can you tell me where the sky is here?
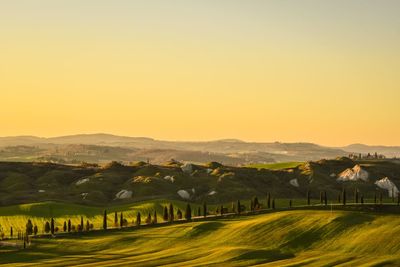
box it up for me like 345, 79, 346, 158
1, 0, 399, 146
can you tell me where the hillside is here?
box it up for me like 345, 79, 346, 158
1, 158, 400, 207
0, 134, 349, 164
2, 210, 400, 266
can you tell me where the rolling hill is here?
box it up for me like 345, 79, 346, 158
2, 210, 400, 266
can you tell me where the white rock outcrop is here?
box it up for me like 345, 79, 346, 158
208, 190, 217, 196
38, 189, 46, 193
76, 178, 90, 185
290, 178, 299, 187
115, 190, 133, 199
177, 190, 190, 200
337, 165, 369, 182
164, 176, 175, 183
181, 163, 193, 174
375, 177, 399, 197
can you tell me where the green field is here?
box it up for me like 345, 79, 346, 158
2, 210, 400, 266
246, 162, 303, 170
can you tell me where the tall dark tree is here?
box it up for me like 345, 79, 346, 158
198, 207, 201, 217
324, 191, 328, 206
307, 190, 311, 206
68, 219, 71, 232
354, 188, 359, 204
168, 203, 174, 222
250, 199, 254, 212
163, 206, 169, 221
289, 199, 292, 208
398, 192, 400, 206
267, 193, 271, 209
185, 203, 192, 221
50, 218, 55, 235
272, 199, 275, 209
237, 200, 241, 214
374, 192, 377, 204
379, 192, 383, 204
103, 210, 108, 230
114, 212, 118, 226
33, 225, 38, 236
360, 195, 364, 204
120, 212, 124, 228
203, 202, 207, 218
26, 219, 33, 235
44, 221, 51, 233
153, 210, 158, 224
392, 188, 395, 203
63, 221, 67, 232
253, 196, 260, 210
337, 193, 341, 204
86, 220, 90, 232
177, 209, 182, 219
10, 227, 13, 238
342, 189, 346, 206
80, 216, 84, 232
136, 212, 141, 226
146, 213, 152, 224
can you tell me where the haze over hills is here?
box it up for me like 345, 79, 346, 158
0, 134, 399, 165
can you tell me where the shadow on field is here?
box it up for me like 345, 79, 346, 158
230, 248, 294, 264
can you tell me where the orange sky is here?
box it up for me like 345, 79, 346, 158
1, 1, 400, 146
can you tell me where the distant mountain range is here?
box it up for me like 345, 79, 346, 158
0, 134, 398, 165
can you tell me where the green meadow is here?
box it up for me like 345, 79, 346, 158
246, 162, 303, 170
2, 209, 400, 266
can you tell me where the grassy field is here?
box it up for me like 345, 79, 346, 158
2, 210, 400, 266
246, 162, 303, 170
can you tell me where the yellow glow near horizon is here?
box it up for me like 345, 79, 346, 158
1, 1, 400, 146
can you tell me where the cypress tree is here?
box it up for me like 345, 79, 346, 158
10, 227, 13, 238
185, 203, 192, 221
354, 188, 359, 204
50, 218, 55, 235
398, 192, 400, 206
153, 210, 157, 224
33, 225, 38, 236
120, 212, 124, 228
115, 212, 118, 226
253, 196, 259, 210
86, 220, 90, 232
198, 207, 201, 217
361, 195, 364, 204
220, 205, 224, 215
342, 189, 346, 206
44, 221, 50, 233
374, 192, 377, 204
267, 193, 271, 209
379, 192, 383, 204
203, 202, 207, 218
136, 212, 141, 226
168, 203, 174, 222
337, 193, 341, 204
103, 210, 108, 230
163, 206, 169, 221
307, 190, 310, 206
68, 219, 71, 232
324, 191, 328, 206
289, 199, 292, 208
272, 199, 275, 209
146, 213, 152, 224
63, 221, 67, 232
80, 216, 84, 232
177, 209, 182, 220
26, 219, 33, 235
237, 200, 241, 214
231, 202, 235, 213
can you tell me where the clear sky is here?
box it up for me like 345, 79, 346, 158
1, 0, 399, 146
